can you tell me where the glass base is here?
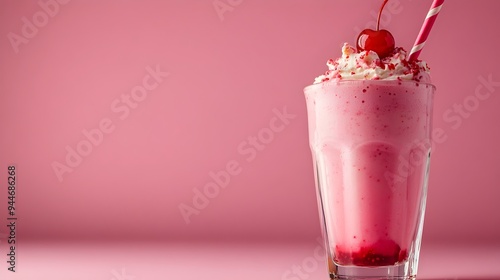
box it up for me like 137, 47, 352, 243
330, 261, 415, 280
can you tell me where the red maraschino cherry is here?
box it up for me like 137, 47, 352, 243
357, 0, 395, 58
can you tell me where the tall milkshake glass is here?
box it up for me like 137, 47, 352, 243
304, 80, 435, 279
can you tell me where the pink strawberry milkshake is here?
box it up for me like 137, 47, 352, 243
304, 44, 434, 268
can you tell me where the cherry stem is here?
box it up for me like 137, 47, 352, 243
377, 0, 389, 31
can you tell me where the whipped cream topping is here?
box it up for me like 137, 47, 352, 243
314, 43, 431, 84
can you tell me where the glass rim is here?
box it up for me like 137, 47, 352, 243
304, 79, 436, 92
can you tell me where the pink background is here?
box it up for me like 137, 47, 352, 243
1, 0, 499, 251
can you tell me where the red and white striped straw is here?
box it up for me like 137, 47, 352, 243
408, 0, 445, 61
